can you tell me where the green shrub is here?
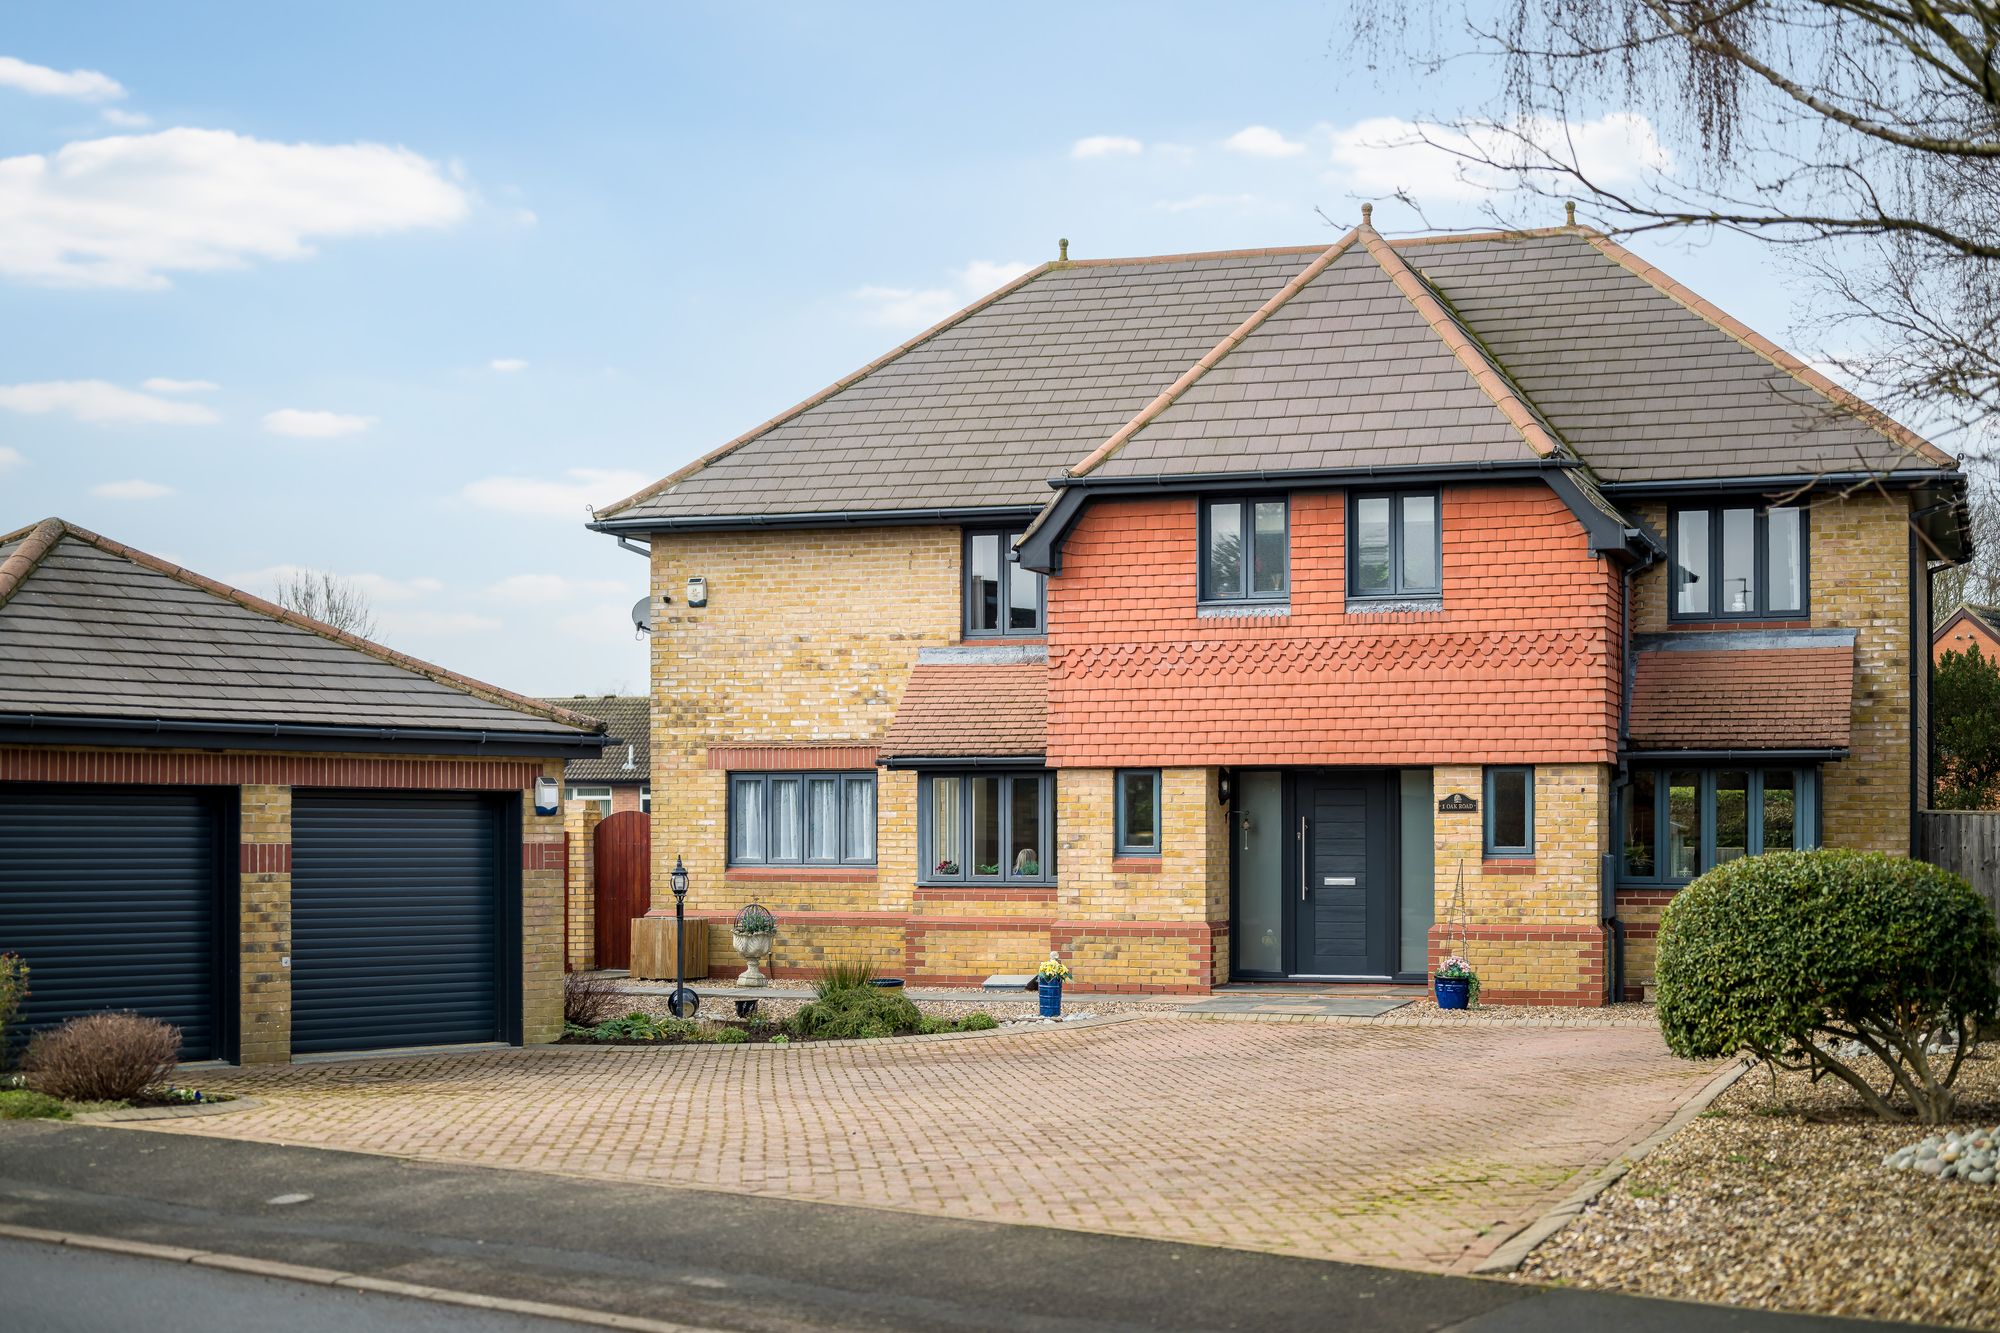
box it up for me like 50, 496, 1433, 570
0, 954, 26, 1068
812, 960, 878, 999
591, 1012, 696, 1042
707, 1026, 749, 1044
1657, 849, 2000, 1122
1934, 645, 2000, 808
0, 1088, 68, 1120
789, 987, 925, 1040
957, 1012, 998, 1031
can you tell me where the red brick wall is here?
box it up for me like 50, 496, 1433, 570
1046, 483, 1621, 767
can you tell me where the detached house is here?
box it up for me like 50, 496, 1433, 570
589, 215, 1969, 1003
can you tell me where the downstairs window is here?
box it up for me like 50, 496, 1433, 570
1618, 766, 1817, 884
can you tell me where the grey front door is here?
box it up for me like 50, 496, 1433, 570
1295, 774, 1392, 977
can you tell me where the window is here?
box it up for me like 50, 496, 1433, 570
1484, 766, 1534, 856
639, 785, 652, 814
728, 772, 876, 866
1670, 504, 1806, 620
921, 770, 1053, 883
965, 529, 1044, 637
1349, 490, 1441, 599
1619, 766, 1816, 883
1116, 770, 1161, 857
1200, 497, 1288, 602
566, 785, 613, 818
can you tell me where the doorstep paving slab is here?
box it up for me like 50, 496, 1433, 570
1178, 997, 1413, 1018
120, 1015, 1722, 1274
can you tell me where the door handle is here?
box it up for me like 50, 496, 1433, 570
1298, 816, 1308, 901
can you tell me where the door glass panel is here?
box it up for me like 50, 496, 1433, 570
1714, 771, 1749, 864
928, 776, 962, 877
1008, 557, 1042, 631
769, 778, 802, 862
1675, 510, 1710, 614
1354, 496, 1392, 594
970, 776, 1002, 877
1761, 770, 1796, 852
1720, 509, 1756, 614
1236, 772, 1285, 973
1398, 770, 1435, 975
842, 779, 874, 862
805, 778, 837, 861
1401, 493, 1438, 591
968, 532, 1001, 633
1667, 771, 1700, 878
1768, 507, 1803, 611
1252, 501, 1287, 594
1621, 771, 1657, 878
1009, 777, 1043, 877
1204, 501, 1242, 598
731, 778, 765, 862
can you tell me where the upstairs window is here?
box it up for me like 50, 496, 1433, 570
1201, 497, 1288, 602
1349, 490, 1441, 600
965, 529, 1044, 637
1671, 505, 1806, 621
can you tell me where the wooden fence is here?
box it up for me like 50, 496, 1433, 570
1920, 811, 2000, 919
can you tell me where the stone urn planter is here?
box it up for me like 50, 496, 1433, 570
732, 903, 777, 988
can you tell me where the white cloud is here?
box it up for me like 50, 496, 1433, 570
0, 55, 125, 102
0, 445, 23, 471
141, 376, 218, 393
0, 127, 470, 289
262, 408, 374, 439
230, 564, 443, 603
488, 357, 528, 373
89, 478, 174, 500
100, 108, 150, 128
485, 573, 629, 603
853, 259, 1034, 329
0, 379, 217, 424
458, 468, 651, 520
1326, 113, 1670, 203
1225, 125, 1304, 158
1071, 135, 1143, 159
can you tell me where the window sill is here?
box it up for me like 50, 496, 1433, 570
1196, 600, 1289, 619
1345, 596, 1444, 615
1481, 857, 1535, 875
1112, 856, 1162, 873
917, 878, 1054, 890
726, 866, 878, 883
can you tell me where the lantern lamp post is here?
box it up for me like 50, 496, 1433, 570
668, 855, 699, 1019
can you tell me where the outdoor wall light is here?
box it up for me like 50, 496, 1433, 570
686, 576, 708, 608
533, 776, 560, 816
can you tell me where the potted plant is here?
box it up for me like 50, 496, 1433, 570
732, 903, 777, 989
1433, 954, 1479, 1010
1036, 951, 1073, 1018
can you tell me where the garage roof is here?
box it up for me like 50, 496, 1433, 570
0, 518, 606, 752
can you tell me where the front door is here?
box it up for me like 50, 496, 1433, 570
1295, 773, 1393, 977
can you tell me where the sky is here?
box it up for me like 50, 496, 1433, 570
0, 1, 1839, 695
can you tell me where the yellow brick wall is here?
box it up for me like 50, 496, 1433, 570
238, 785, 291, 1065
521, 760, 567, 1044
562, 800, 601, 970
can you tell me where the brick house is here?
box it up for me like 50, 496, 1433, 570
1934, 604, 2000, 664
0, 518, 607, 1061
588, 218, 1970, 1003
542, 694, 652, 815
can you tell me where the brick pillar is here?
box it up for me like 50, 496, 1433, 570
562, 800, 602, 970
238, 785, 292, 1064
520, 763, 568, 1044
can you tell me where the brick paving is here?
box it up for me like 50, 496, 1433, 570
134, 1016, 1721, 1273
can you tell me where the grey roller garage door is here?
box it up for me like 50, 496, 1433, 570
290, 791, 509, 1055
0, 784, 227, 1061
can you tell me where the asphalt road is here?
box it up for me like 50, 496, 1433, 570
0, 1121, 1930, 1332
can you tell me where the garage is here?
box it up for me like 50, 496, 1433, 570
0, 784, 230, 1061
290, 791, 519, 1055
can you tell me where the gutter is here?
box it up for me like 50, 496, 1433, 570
0, 712, 611, 760
1622, 747, 1849, 762
878, 754, 1045, 770
588, 505, 1041, 537
1600, 469, 1962, 497
1609, 536, 1661, 1004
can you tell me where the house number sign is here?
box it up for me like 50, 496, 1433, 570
1437, 792, 1479, 814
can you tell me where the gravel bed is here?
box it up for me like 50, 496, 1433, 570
1388, 999, 1657, 1026
1519, 1044, 2000, 1328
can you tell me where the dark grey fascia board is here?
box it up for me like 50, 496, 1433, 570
1634, 627, 1857, 652
588, 505, 1041, 536
1623, 747, 1850, 763
1600, 469, 1962, 498
0, 713, 611, 760
878, 753, 1046, 770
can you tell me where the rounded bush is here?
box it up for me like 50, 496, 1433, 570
789, 987, 925, 1040
22, 1012, 180, 1103
1657, 849, 1999, 1064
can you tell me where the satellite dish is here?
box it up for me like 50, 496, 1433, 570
631, 595, 652, 635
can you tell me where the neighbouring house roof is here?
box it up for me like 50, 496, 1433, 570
1627, 630, 1856, 753
594, 221, 1954, 532
1936, 604, 2000, 649
541, 695, 650, 782
0, 517, 606, 752
879, 650, 1047, 762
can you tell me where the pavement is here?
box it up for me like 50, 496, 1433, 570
0, 1123, 1924, 1331
127, 1012, 1716, 1272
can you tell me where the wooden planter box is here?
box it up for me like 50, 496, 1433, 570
630, 915, 710, 981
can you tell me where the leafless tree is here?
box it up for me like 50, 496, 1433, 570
271, 569, 378, 639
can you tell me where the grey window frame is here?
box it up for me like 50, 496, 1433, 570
1115, 769, 1162, 858
1483, 766, 1534, 857
1667, 504, 1810, 623
918, 769, 1055, 885
1615, 766, 1819, 885
1347, 488, 1442, 600
1198, 496, 1289, 603
963, 528, 1045, 638
727, 771, 877, 867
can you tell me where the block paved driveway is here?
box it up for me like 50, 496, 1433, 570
136, 1016, 1722, 1273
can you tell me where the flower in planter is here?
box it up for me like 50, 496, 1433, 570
934, 859, 960, 876
1433, 954, 1481, 1004
734, 903, 776, 935
1036, 952, 1073, 983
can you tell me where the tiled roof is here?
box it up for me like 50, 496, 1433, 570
542, 695, 649, 781
1628, 631, 1855, 752
880, 653, 1047, 760
0, 518, 604, 741
599, 225, 1952, 528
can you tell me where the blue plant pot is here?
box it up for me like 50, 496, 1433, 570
1039, 976, 1063, 1017
1435, 975, 1471, 1010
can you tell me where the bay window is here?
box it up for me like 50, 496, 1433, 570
921, 770, 1054, 883
1618, 766, 1816, 883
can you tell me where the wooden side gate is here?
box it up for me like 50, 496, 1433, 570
1920, 810, 2000, 923
593, 809, 651, 971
